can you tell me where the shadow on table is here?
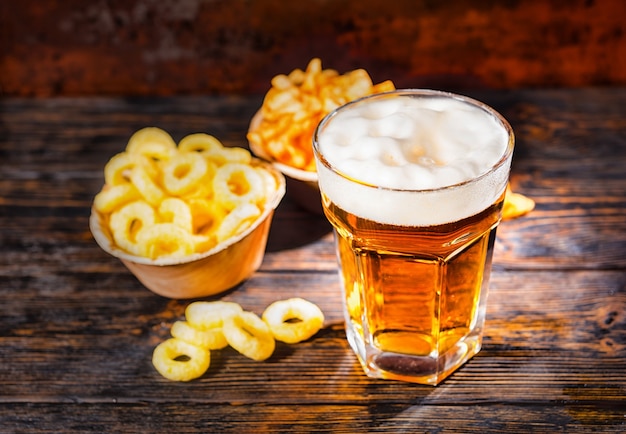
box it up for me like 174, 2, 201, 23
265, 195, 332, 252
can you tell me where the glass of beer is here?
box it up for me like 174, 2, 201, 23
313, 89, 514, 385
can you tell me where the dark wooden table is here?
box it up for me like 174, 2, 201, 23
1, 88, 624, 433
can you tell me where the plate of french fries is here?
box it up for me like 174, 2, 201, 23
247, 58, 395, 178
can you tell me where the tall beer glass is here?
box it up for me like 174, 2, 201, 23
313, 89, 514, 385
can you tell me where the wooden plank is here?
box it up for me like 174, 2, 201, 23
0, 403, 624, 433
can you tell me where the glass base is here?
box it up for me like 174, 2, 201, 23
346, 322, 482, 386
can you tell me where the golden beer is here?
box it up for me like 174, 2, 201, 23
323, 190, 504, 384
313, 90, 514, 385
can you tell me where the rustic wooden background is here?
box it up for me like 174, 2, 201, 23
2, 0, 625, 97
1, 88, 625, 432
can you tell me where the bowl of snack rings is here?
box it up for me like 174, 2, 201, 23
247, 58, 396, 214
90, 127, 286, 299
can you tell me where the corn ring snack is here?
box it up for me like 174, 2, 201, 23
178, 133, 223, 154
179, 165, 217, 200
130, 164, 165, 206
104, 152, 134, 186
186, 198, 226, 235
109, 200, 156, 256
205, 146, 253, 166
136, 222, 195, 259
93, 183, 141, 214
503, 184, 536, 220
212, 163, 265, 210
190, 233, 217, 254
162, 152, 209, 196
214, 203, 261, 243
152, 338, 210, 382
185, 301, 243, 330
104, 152, 146, 186
262, 298, 325, 344
255, 164, 278, 196
158, 197, 193, 232
171, 320, 229, 350
222, 311, 276, 362
127, 140, 176, 162
126, 126, 177, 154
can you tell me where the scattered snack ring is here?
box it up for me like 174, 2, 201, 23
152, 338, 210, 382
503, 184, 535, 220
185, 301, 244, 330
262, 298, 325, 344
171, 320, 229, 350
222, 311, 276, 362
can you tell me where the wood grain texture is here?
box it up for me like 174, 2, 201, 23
2, 0, 626, 96
0, 89, 624, 432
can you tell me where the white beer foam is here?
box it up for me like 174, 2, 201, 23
315, 93, 513, 226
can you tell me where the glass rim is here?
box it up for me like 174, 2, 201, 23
312, 88, 515, 194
